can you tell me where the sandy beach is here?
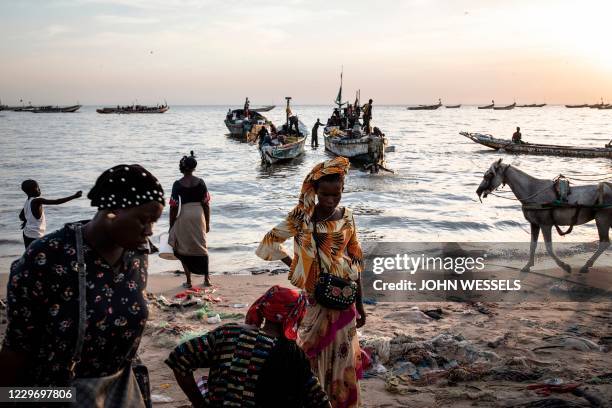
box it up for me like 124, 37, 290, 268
2, 268, 610, 407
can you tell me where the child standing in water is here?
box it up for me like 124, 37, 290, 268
19, 179, 82, 248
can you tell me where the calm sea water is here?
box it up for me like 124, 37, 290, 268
1, 105, 611, 274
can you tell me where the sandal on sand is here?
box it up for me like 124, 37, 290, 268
182, 282, 192, 289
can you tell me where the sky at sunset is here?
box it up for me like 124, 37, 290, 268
1, 0, 611, 105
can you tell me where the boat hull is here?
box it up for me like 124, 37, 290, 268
96, 106, 169, 114
478, 104, 494, 109
32, 105, 82, 113
445, 105, 461, 108
565, 104, 588, 108
260, 137, 306, 164
461, 132, 612, 158
324, 133, 388, 167
407, 104, 442, 110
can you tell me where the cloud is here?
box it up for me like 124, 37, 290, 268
44, 24, 73, 36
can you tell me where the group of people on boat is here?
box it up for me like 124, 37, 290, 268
326, 98, 375, 137
3, 155, 365, 407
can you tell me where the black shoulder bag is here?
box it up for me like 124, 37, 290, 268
312, 220, 357, 310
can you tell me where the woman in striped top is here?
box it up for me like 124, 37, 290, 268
165, 286, 330, 407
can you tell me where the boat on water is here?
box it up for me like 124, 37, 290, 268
407, 99, 442, 110
323, 74, 390, 172
493, 102, 516, 110
96, 104, 169, 114
599, 105, 612, 110
445, 104, 461, 109
258, 97, 308, 165
461, 131, 612, 158
478, 101, 495, 109
565, 104, 588, 108
516, 103, 546, 108
252, 105, 275, 112
32, 104, 82, 113
224, 105, 271, 140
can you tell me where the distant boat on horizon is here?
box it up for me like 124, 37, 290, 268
445, 104, 461, 108
516, 103, 546, 108
565, 104, 588, 108
493, 102, 516, 110
97, 104, 169, 114
407, 98, 442, 110
478, 100, 495, 109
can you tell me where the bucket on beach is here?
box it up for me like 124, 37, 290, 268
158, 233, 177, 260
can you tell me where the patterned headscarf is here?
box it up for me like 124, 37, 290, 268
295, 156, 350, 227
88, 164, 165, 210
245, 285, 306, 340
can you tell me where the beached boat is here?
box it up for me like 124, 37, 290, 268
445, 104, 461, 109
407, 99, 442, 110
252, 105, 275, 112
565, 104, 588, 108
96, 104, 169, 114
517, 103, 546, 108
478, 102, 495, 109
493, 102, 516, 110
461, 131, 612, 158
32, 105, 82, 113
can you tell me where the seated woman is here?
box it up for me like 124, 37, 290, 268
1, 164, 165, 406
165, 286, 331, 408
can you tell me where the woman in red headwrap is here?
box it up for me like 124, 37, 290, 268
256, 157, 365, 408
166, 286, 331, 408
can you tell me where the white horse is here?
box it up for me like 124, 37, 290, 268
476, 159, 612, 273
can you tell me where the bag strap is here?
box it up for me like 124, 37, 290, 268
70, 224, 88, 379
311, 219, 325, 274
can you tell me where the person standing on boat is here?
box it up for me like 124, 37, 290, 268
169, 152, 212, 288
362, 99, 373, 134
19, 180, 82, 249
244, 97, 250, 119
512, 126, 522, 143
311, 118, 324, 148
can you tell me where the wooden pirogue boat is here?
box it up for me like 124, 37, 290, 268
224, 109, 270, 139
516, 103, 546, 108
32, 105, 82, 113
565, 104, 588, 108
252, 105, 275, 112
478, 102, 495, 109
445, 104, 461, 108
460, 131, 612, 158
493, 102, 516, 110
96, 104, 169, 114
323, 73, 390, 172
407, 99, 442, 110
260, 127, 308, 165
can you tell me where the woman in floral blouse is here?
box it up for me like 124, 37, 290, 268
0, 165, 164, 402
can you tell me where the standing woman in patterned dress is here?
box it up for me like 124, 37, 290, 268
256, 157, 366, 408
0, 165, 164, 406
168, 151, 212, 288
